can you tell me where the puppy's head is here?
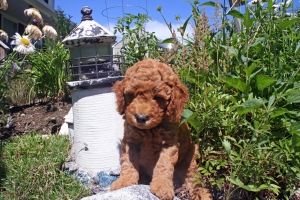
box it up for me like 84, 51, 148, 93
113, 58, 189, 129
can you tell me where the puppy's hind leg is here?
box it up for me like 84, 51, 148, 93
179, 144, 212, 200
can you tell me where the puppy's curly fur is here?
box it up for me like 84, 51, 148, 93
111, 58, 212, 200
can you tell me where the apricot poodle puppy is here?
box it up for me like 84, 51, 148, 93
111, 58, 212, 200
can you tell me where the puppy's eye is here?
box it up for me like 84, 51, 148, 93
125, 93, 134, 103
153, 96, 165, 102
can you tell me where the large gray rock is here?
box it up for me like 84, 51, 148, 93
81, 185, 180, 200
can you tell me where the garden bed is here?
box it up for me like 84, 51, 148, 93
0, 99, 72, 140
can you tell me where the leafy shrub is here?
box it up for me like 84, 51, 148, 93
158, 0, 300, 198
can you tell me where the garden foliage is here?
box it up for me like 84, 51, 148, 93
25, 42, 70, 100
154, 0, 300, 199
0, 8, 73, 110
114, 13, 160, 67
0, 0, 299, 198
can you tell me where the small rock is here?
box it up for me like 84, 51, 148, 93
51, 124, 61, 134
62, 161, 79, 173
108, 167, 121, 176
50, 117, 56, 124
46, 104, 51, 112
95, 171, 119, 188
80, 185, 180, 200
5, 121, 14, 128
20, 113, 26, 117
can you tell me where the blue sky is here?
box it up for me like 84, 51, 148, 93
56, 0, 198, 40
56, 0, 194, 26
56, 0, 300, 41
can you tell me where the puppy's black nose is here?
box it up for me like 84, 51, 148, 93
136, 114, 148, 124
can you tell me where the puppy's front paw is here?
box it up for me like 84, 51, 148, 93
150, 178, 174, 200
110, 178, 133, 190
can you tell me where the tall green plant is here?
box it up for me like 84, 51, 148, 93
114, 13, 160, 67
26, 43, 70, 100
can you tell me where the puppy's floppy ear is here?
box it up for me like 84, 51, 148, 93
166, 83, 189, 122
112, 80, 126, 115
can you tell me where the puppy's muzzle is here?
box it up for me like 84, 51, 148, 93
136, 114, 148, 124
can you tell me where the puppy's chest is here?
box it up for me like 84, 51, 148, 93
127, 127, 175, 153
139, 130, 163, 153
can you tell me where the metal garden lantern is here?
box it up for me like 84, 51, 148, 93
62, 6, 124, 173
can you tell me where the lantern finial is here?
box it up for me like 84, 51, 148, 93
81, 6, 93, 21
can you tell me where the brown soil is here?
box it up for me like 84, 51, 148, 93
0, 99, 72, 140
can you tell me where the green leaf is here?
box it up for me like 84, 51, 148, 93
220, 45, 238, 56
290, 122, 300, 135
181, 109, 193, 124
256, 75, 276, 91
269, 108, 288, 118
269, 184, 281, 194
286, 92, 300, 104
280, 18, 300, 30
295, 41, 300, 53
188, 1, 200, 19
241, 99, 264, 109
236, 106, 250, 115
222, 138, 231, 156
161, 38, 173, 44
249, 68, 262, 80
227, 10, 244, 19
200, 1, 216, 6
292, 133, 300, 148
267, 0, 273, 13
220, 77, 249, 93
187, 112, 205, 133
228, 177, 279, 193
228, 47, 238, 56
294, 82, 300, 89
244, 64, 256, 79
181, 109, 204, 133
250, 37, 265, 47
227, 177, 259, 192
181, 15, 192, 36
244, 8, 252, 31
267, 95, 275, 110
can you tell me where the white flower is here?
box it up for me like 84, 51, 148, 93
25, 25, 42, 41
0, 0, 8, 10
24, 8, 43, 24
11, 33, 35, 54
0, 29, 8, 42
248, 0, 264, 7
42, 25, 57, 40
